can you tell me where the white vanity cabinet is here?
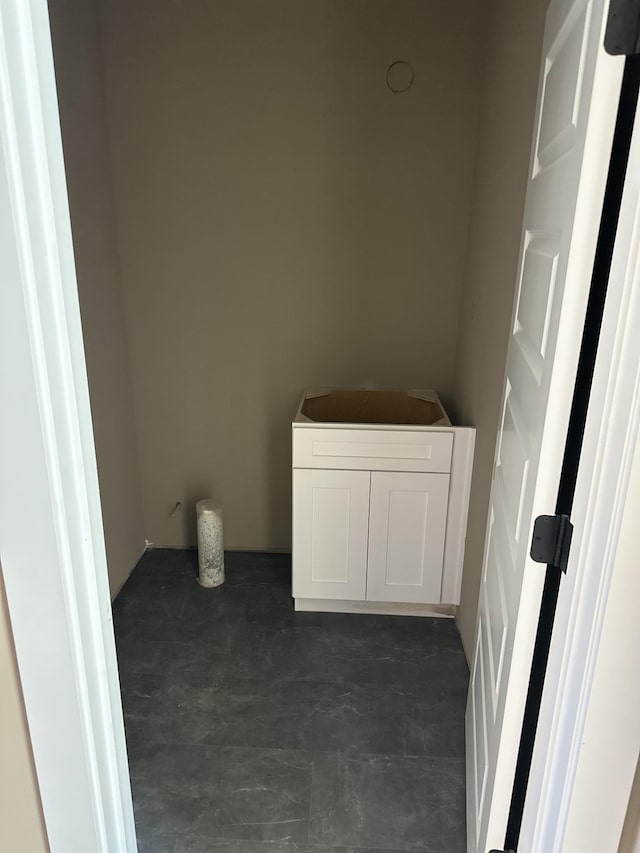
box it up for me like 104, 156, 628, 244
292, 389, 475, 616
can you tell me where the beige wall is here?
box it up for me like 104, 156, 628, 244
619, 755, 640, 852
98, 0, 485, 549
0, 570, 49, 853
453, 0, 548, 657
49, 0, 145, 595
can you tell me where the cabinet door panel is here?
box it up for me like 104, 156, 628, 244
292, 469, 370, 600
367, 472, 449, 603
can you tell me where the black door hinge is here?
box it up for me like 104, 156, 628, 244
605, 0, 640, 56
530, 514, 574, 573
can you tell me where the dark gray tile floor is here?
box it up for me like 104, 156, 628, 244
113, 550, 468, 853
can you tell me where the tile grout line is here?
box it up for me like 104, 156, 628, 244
125, 736, 466, 762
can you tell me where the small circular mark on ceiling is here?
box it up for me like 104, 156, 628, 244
386, 60, 414, 93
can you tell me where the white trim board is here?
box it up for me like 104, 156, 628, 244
0, 1, 136, 851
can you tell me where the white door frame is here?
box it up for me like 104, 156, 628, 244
0, 1, 136, 851
1, 1, 639, 852
519, 86, 640, 852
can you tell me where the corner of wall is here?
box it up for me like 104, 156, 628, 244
451, 0, 550, 654
48, 0, 146, 595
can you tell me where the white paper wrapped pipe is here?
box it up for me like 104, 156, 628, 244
196, 499, 225, 588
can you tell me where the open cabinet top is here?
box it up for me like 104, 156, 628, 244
294, 388, 452, 427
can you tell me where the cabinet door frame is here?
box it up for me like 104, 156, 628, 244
366, 471, 450, 604
292, 468, 371, 601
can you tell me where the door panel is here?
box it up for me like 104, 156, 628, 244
466, 1, 623, 850
292, 468, 370, 600
367, 471, 449, 603
535, 1, 591, 172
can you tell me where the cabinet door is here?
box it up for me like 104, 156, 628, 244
292, 469, 370, 600
367, 471, 449, 603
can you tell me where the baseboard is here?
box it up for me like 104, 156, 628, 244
294, 598, 456, 618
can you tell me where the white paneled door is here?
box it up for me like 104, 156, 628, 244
292, 468, 370, 600
367, 472, 449, 603
466, 1, 623, 851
